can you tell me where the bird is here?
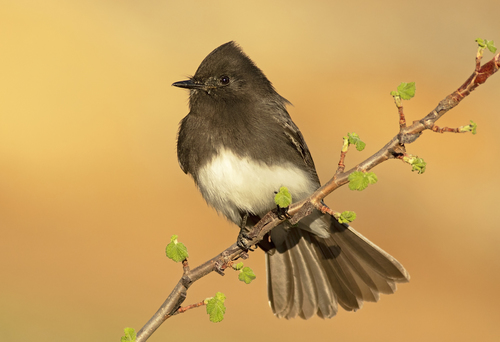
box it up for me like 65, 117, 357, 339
173, 41, 409, 319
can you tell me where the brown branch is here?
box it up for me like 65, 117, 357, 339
175, 300, 206, 314
393, 96, 407, 129
336, 150, 347, 174
182, 259, 190, 274
316, 202, 337, 217
336, 137, 349, 174
475, 48, 483, 72
431, 125, 461, 133
135, 49, 499, 342
166, 299, 206, 319
398, 105, 407, 129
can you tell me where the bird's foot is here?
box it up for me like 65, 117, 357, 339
237, 227, 255, 251
276, 205, 292, 220
237, 213, 255, 250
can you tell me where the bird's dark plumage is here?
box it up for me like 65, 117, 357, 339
174, 41, 409, 319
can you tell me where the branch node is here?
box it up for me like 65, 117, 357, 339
399, 132, 421, 144
336, 150, 347, 174
168, 291, 187, 317
181, 275, 192, 288
214, 262, 226, 276
389, 143, 407, 158
240, 251, 250, 260
422, 117, 434, 129
315, 202, 336, 217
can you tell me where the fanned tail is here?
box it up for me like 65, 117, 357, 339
266, 214, 409, 319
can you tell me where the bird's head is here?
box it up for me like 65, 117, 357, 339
172, 41, 277, 104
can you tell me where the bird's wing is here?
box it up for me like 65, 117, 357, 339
273, 106, 321, 185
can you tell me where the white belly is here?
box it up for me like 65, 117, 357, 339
196, 148, 318, 225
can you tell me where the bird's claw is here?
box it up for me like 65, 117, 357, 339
276, 205, 292, 220
237, 228, 255, 251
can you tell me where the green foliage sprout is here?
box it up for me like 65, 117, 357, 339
476, 38, 497, 54
233, 261, 244, 271
233, 262, 256, 284
239, 267, 256, 284
165, 235, 189, 262
274, 186, 292, 208
390, 82, 416, 101
337, 211, 357, 224
459, 120, 478, 135
403, 155, 427, 174
348, 171, 378, 191
345, 132, 366, 151
121, 328, 136, 342
205, 292, 226, 323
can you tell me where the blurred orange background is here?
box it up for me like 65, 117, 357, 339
1, 1, 499, 341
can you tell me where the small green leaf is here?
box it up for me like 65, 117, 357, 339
347, 132, 366, 151
206, 292, 226, 323
458, 120, 478, 135
165, 235, 189, 262
238, 266, 256, 284
348, 171, 377, 191
390, 90, 399, 97
348, 171, 369, 191
121, 328, 136, 342
476, 38, 496, 54
403, 155, 427, 174
355, 140, 366, 151
338, 211, 357, 224
410, 158, 426, 174
366, 172, 378, 184
469, 120, 477, 135
485, 40, 497, 53
397, 82, 416, 100
232, 262, 244, 271
274, 186, 292, 208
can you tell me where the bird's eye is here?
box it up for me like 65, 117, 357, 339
219, 76, 230, 85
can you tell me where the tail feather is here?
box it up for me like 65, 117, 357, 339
266, 214, 409, 319
266, 244, 293, 316
299, 232, 337, 319
288, 229, 336, 319
286, 231, 316, 319
330, 220, 409, 281
312, 235, 365, 311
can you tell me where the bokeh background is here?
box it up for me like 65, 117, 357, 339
1, 1, 499, 341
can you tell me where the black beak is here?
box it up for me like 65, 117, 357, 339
172, 79, 205, 89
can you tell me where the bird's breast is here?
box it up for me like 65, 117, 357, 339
195, 148, 318, 225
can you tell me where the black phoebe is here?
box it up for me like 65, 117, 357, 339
173, 41, 409, 319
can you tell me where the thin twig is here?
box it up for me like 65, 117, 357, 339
316, 201, 338, 217
393, 96, 407, 129
431, 125, 461, 133
336, 150, 347, 174
167, 300, 206, 318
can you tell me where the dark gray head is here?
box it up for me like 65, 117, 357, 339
172, 41, 288, 106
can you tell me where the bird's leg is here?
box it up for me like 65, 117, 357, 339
237, 212, 253, 250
